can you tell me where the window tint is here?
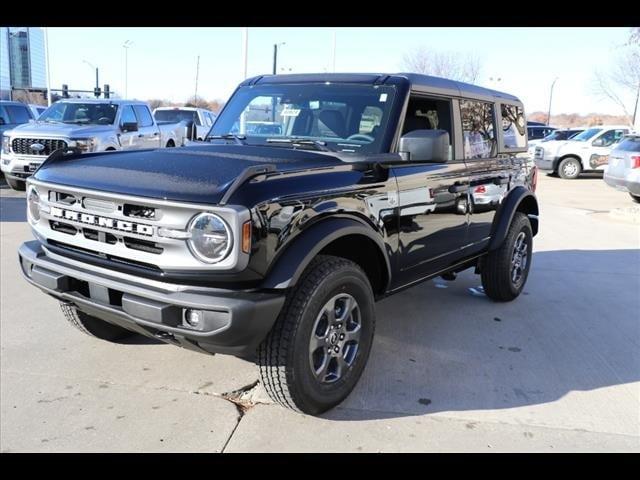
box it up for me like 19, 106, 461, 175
500, 104, 526, 149
5, 105, 32, 123
461, 100, 496, 159
402, 95, 454, 160
597, 129, 628, 147
133, 105, 154, 127
121, 105, 137, 125
614, 136, 640, 152
0, 106, 8, 124
204, 112, 213, 127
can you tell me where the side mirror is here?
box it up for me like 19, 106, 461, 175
121, 121, 138, 133
0, 117, 5, 125
592, 138, 604, 147
399, 129, 450, 162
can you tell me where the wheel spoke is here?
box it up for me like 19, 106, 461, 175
344, 326, 361, 343
336, 355, 349, 378
338, 295, 357, 322
309, 335, 325, 352
315, 355, 331, 381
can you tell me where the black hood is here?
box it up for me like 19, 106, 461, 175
34, 144, 345, 204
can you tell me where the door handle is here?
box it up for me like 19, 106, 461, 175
137, 134, 144, 138
448, 183, 467, 194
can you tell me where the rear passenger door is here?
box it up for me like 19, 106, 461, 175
464, 100, 515, 252
133, 105, 160, 148
391, 93, 471, 287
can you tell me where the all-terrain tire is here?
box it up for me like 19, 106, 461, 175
5, 177, 26, 191
481, 212, 533, 302
258, 255, 376, 415
60, 302, 135, 342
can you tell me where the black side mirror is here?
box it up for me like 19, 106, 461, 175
0, 117, 6, 125
121, 121, 138, 133
399, 129, 450, 162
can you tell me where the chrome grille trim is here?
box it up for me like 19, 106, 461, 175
11, 138, 68, 155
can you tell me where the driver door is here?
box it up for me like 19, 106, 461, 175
589, 128, 630, 169
118, 105, 145, 149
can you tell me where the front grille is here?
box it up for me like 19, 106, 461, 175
12, 138, 68, 155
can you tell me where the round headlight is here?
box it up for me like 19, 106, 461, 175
27, 186, 40, 223
188, 213, 232, 263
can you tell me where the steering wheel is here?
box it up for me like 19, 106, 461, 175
346, 133, 375, 142
97, 117, 111, 124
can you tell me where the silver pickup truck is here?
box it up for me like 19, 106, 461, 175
1, 99, 187, 191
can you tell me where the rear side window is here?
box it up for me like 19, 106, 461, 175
133, 105, 154, 127
0, 106, 8, 124
500, 104, 526, 149
5, 105, 32, 124
615, 136, 640, 152
460, 100, 496, 159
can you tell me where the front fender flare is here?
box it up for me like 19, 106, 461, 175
488, 187, 539, 251
260, 217, 391, 291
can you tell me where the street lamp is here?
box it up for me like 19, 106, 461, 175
83, 60, 99, 96
547, 77, 559, 126
123, 40, 133, 98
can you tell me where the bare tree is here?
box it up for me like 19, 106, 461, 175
147, 98, 171, 110
592, 28, 640, 124
401, 47, 481, 84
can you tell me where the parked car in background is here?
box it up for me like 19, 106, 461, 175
0, 101, 38, 138
603, 134, 640, 202
153, 106, 217, 141
527, 127, 585, 158
527, 124, 556, 142
1, 99, 188, 191
534, 125, 634, 179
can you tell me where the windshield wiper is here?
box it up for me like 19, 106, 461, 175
206, 134, 247, 145
266, 138, 332, 152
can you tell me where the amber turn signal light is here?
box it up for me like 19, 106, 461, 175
242, 221, 251, 254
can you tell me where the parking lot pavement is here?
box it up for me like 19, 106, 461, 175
1, 172, 639, 452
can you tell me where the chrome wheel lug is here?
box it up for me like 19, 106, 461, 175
339, 334, 345, 340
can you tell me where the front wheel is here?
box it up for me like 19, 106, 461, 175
481, 212, 533, 302
258, 255, 376, 415
60, 303, 135, 342
5, 177, 26, 191
558, 157, 582, 179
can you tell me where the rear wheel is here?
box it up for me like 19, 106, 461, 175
258, 255, 376, 415
5, 177, 26, 191
558, 157, 581, 179
481, 213, 533, 302
166, 140, 175, 148
60, 303, 135, 342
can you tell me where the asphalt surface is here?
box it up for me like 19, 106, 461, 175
1, 172, 639, 452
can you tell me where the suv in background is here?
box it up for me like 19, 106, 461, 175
19, 73, 538, 415
527, 124, 556, 142
534, 125, 634, 179
527, 127, 585, 158
0, 100, 38, 138
603, 134, 640, 202
153, 106, 217, 141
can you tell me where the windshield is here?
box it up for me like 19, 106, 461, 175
570, 128, 602, 142
210, 83, 397, 153
155, 109, 197, 123
39, 102, 118, 125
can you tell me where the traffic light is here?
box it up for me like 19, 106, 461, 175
62, 84, 69, 98
94, 86, 102, 98
104, 84, 110, 99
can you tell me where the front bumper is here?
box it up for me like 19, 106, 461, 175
18, 240, 285, 357
0, 152, 44, 180
534, 156, 557, 172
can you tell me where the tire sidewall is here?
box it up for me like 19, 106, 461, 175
559, 158, 581, 179
289, 266, 375, 413
505, 215, 533, 296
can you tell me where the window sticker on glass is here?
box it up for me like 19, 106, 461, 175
281, 107, 301, 117
379, 93, 388, 102
309, 101, 320, 110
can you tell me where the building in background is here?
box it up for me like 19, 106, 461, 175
0, 27, 47, 101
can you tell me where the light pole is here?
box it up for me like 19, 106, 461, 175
123, 40, 133, 98
83, 60, 99, 96
547, 77, 559, 126
271, 42, 285, 121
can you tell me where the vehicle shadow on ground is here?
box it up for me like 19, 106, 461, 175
0, 197, 27, 222
326, 248, 640, 421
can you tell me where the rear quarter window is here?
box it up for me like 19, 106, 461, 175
500, 104, 526, 149
615, 137, 640, 152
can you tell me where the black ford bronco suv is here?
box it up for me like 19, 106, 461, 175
19, 73, 538, 415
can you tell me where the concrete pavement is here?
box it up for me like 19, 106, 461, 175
1, 172, 639, 452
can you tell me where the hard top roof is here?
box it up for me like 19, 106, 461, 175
241, 72, 522, 104
54, 98, 148, 105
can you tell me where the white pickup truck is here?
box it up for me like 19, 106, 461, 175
534, 124, 634, 179
1, 99, 187, 190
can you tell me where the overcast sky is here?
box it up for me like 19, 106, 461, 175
46, 27, 634, 115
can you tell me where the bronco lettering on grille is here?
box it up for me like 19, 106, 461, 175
49, 206, 154, 236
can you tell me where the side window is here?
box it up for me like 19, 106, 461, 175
204, 112, 212, 127
0, 106, 8, 124
121, 105, 137, 125
133, 105, 154, 127
401, 94, 454, 160
460, 100, 496, 159
500, 104, 526, 149
5, 105, 32, 123
194, 112, 202, 126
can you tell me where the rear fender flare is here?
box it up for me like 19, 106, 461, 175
488, 187, 539, 251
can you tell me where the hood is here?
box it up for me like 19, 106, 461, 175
33, 144, 346, 204
9, 121, 115, 138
